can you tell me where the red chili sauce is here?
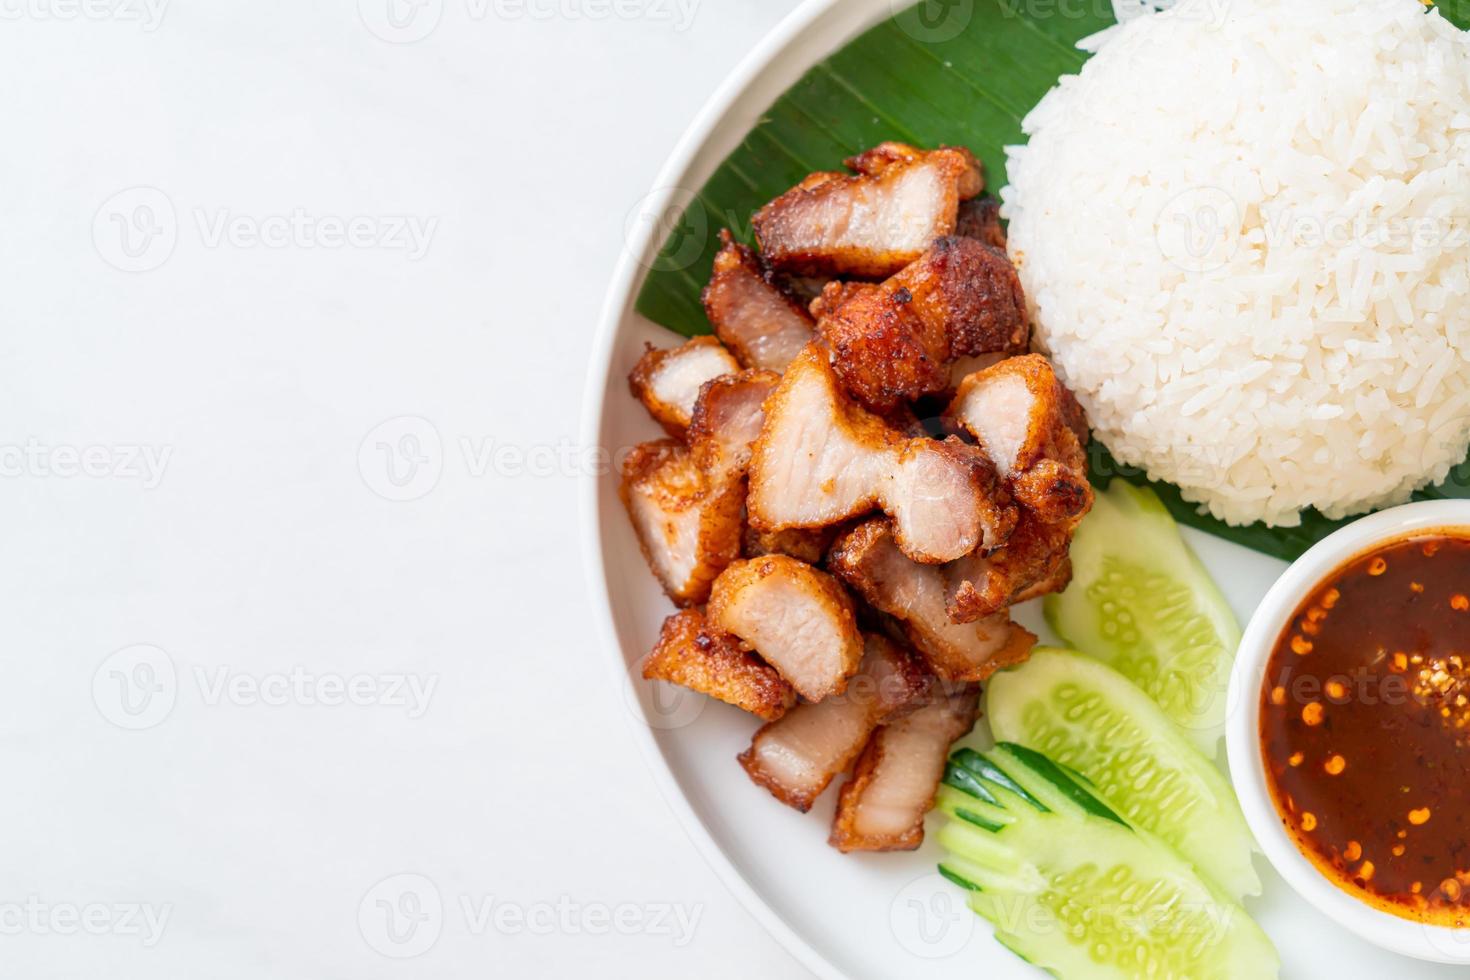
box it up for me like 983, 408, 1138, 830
1260, 532, 1470, 926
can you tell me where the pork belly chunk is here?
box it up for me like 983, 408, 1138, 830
944, 515, 1073, 623
747, 345, 1016, 564
752, 143, 983, 279
738, 635, 932, 811
687, 369, 781, 481
742, 525, 835, 565
641, 609, 796, 721
707, 555, 863, 702
830, 686, 980, 852
620, 440, 743, 606
947, 354, 1093, 525
954, 196, 1007, 252
702, 233, 814, 373
629, 336, 740, 436
829, 520, 1036, 682
816, 235, 1029, 411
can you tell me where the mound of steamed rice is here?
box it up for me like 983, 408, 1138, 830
1003, 0, 1470, 526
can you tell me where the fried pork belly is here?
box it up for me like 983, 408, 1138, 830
947, 354, 1092, 525
948, 352, 1008, 393
702, 233, 814, 373
620, 440, 743, 606
955, 197, 1007, 252
944, 515, 1073, 623
816, 236, 1029, 411
747, 345, 1016, 564
829, 520, 1035, 681
742, 525, 835, 565
752, 143, 983, 279
641, 609, 796, 721
687, 369, 781, 480
628, 336, 740, 436
829, 686, 980, 852
738, 635, 932, 812
707, 556, 863, 702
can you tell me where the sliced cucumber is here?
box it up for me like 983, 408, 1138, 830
987, 647, 1261, 900
1044, 481, 1240, 755
936, 745, 1278, 980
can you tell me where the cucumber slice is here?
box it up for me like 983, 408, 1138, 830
937, 746, 1279, 980
988, 647, 1261, 899
1044, 481, 1241, 755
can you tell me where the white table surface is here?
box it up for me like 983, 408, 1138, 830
0, 1, 811, 976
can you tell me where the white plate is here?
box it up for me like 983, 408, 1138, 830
579, 2, 1470, 975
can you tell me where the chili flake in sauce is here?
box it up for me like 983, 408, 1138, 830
1261, 533, 1470, 927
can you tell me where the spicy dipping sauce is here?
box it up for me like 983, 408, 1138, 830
1261, 532, 1470, 927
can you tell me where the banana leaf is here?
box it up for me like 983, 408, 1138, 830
633, 0, 1470, 562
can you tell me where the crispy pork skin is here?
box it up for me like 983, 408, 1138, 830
829, 686, 980, 852
707, 556, 863, 702
944, 515, 1073, 623
687, 369, 781, 480
620, 440, 743, 606
738, 635, 932, 812
751, 143, 983, 278
702, 233, 814, 373
815, 236, 1029, 411
628, 336, 740, 436
641, 609, 796, 721
828, 520, 1035, 681
747, 345, 1015, 563
742, 525, 835, 565
947, 354, 1092, 525
954, 197, 1007, 252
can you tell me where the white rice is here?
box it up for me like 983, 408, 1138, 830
1003, 0, 1470, 526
